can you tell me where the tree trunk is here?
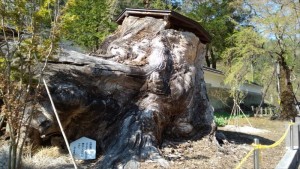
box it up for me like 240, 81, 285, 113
210, 47, 217, 69
278, 58, 297, 119
205, 44, 211, 67
30, 16, 214, 169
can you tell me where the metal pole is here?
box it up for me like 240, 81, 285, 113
298, 125, 300, 149
290, 124, 294, 149
296, 117, 300, 149
254, 138, 260, 169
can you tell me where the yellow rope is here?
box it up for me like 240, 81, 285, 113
253, 122, 294, 149
235, 148, 254, 169
235, 122, 294, 169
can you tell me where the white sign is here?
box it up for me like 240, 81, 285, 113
70, 137, 96, 160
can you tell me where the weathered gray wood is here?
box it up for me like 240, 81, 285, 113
29, 16, 214, 169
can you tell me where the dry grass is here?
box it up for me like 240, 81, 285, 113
23, 147, 73, 169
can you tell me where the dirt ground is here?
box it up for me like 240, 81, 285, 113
0, 117, 290, 169
140, 117, 288, 169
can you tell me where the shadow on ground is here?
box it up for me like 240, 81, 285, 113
220, 130, 275, 145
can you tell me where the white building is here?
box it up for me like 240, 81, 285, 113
203, 66, 263, 112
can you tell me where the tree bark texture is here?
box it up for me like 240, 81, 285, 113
30, 16, 214, 168
278, 59, 297, 119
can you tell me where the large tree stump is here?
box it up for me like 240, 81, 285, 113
30, 15, 214, 168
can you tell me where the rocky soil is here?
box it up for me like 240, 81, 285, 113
141, 117, 288, 169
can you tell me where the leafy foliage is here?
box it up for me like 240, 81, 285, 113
0, 0, 62, 168
214, 112, 230, 127
150, 0, 173, 9
222, 27, 266, 87
222, 0, 300, 119
186, 0, 251, 68
61, 0, 117, 50
110, 0, 144, 17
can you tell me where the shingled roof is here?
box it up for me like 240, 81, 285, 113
116, 8, 211, 44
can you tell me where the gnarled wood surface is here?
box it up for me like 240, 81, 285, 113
31, 16, 214, 169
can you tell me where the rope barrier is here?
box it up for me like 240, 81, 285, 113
253, 122, 294, 150
235, 148, 254, 169
235, 122, 294, 169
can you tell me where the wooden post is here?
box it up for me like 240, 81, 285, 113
255, 107, 259, 117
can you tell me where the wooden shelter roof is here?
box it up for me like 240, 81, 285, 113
116, 8, 211, 44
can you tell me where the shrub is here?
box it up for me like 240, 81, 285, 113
214, 116, 228, 127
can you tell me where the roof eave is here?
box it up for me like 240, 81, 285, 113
115, 8, 211, 44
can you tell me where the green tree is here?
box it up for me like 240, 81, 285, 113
109, 0, 144, 19
223, 0, 300, 119
222, 27, 266, 86
255, 0, 300, 119
222, 27, 266, 117
61, 0, 183, 51
186, 0, 251, 69
0, 0, 62, 168
61, 0, 117, 51
148, 0, 173, 9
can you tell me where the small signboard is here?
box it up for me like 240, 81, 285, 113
70, 137, 96, 160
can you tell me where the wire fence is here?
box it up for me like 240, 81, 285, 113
251, 106, 278, 117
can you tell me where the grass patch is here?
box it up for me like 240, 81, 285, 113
214, 112, 249, 127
